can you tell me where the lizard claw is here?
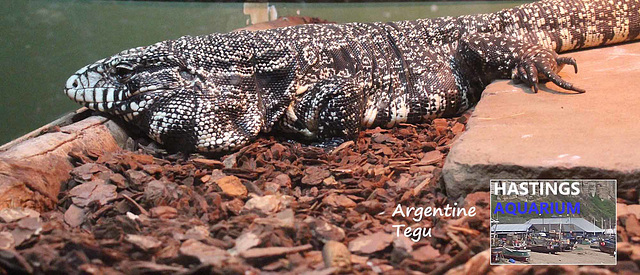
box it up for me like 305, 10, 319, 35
513, 53, 585, 94
543, 68, 586, 93
546, 56, 585, 93
557, 57, 578, 74
514, 61, 539, 93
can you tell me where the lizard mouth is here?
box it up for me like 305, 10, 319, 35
65, 85, 119, 113
64, 62, 156, 118
65, 61, 122, 111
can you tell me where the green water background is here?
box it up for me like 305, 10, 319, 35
0, 0, 527, 144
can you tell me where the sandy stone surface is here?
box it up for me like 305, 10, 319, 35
443, 42, 640, 198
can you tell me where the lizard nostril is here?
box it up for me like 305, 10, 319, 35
72, 79, 79, 88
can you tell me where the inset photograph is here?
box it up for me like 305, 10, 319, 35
490, 180, 616, 265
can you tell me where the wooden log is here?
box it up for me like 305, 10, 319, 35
0, 115, 126, 211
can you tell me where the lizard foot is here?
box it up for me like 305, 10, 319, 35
513, 53, 585, 94
282, 77, 366, 141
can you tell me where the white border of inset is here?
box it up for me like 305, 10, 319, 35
489, 179, 617, 266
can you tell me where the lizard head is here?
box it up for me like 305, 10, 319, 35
64, 34, 270, 152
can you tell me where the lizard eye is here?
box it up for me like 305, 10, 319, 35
115, 65, 134, 81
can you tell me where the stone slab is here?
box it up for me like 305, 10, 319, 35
443, 42, 640, 198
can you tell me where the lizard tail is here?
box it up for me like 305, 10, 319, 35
501, 0, 640, 53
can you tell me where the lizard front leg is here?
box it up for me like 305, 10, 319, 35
458, 32, 584, 93
280, 77, 366, 140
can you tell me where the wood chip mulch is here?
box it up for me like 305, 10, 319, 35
0, 111, 639, 274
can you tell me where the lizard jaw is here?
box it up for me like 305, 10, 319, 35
64, 59, 157, 122
65, 60, 122, 112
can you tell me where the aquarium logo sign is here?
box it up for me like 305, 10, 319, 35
493, 201, 580, 216
492, 180, 581, 216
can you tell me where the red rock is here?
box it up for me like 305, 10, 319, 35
125, 170, 150, 186
627, 204, 640, 219
323, 176, 338, 186
125, 234, 162, 251
330, 140, 355, 155
417, 150, 443, 166
149, 206, 177, 219
122, 261, 187, 274
192, 158, 224, 168
17, 217, 41, 231
109, 173, 126, 189
69, 180, 117, 207
130, 154, 154, 165
322, 194, 356, 209
619, 203, 631, 218
10, 227, 35, 247
301, 166, 331, 185
305, 217, 346, 242
270, 143, 288, 159
243, 195, 293, 214
451, 122, 465, 135
233, 232, 261, 254
465, 192, 490, 207
460, 249, 489, 274
433, 118, 448, 127
613, 261, 640, 274
372, 133, 395, 143
374, 144, 394, 156
216, 176, 247, 198
0, 232, 14, 249
179, 239, 229, 266
223, 198, 244, 216
240, 244, 313, 259
348, 231, 393, 254
409, 165, 437, 174
577, 266, 615, 275
421, 141, 438, 151
142, 164, 162, 175
355, 200, 384, 215
263, 181, 280, 194
617, 242, 634, 259
143, 180, 167, 202
411, 245, 440, 262
624, 215, 640, 237
350, 254, 369, 266
64, 204, 86, 227
392, 235, 414, 253
272, 173, 292, 188
71, 163, 111, 181
322, 241, 351, 273
185, 225, 210, 241
433, 118, 448, 134
412, 176, 432, 196
0, 208, 39, 223
254, 209, 295, 229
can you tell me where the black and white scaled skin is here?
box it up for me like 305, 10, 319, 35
65, 0, 640, 152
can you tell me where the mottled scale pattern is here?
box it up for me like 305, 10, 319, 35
64, 0, 640, 152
